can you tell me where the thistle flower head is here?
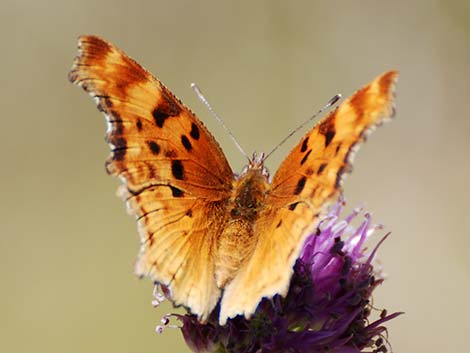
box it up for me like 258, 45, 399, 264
156, 200, 401, 353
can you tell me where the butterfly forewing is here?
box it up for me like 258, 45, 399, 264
68, 35, 234, 320
68, 36, 233, 197
269, 71, 398, 205
219, 71, 398, 324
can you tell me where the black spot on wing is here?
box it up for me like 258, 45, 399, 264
136, 119, 143, 131
294, 176, 307, 195
300, 149, 312, 165
335, 143, 341, 155
317, 163, 327, 175
147, 141, 160, 155
190, 123, 200, 140
152, 88, 182, 128
169, 185, 184, 197
324, 129, 336, 147
181, 135, 192, 151
288, 202, 300, 211
153, 108, 170, 128
171, 160, 184, 180
319, 115, 336, 147
301, 137, 309, 152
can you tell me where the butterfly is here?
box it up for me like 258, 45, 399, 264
68, 35, 398, 325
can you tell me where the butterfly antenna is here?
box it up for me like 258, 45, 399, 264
191, 83, 251, 162
264, 94, 342, 161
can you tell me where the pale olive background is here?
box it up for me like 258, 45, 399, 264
2, 1, 469, 352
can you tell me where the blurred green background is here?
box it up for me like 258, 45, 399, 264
2, 1, 469, 352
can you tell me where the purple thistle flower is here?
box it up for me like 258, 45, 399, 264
155, 200, 401, 353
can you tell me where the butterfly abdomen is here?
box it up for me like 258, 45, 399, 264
215, 169, 269, 288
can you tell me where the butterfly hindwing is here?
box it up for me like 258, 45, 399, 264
68, 35, 234, 321
219, 71, 398, 323
119, 185, 225, 320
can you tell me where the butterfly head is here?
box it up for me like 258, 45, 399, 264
239, 151, 270, 180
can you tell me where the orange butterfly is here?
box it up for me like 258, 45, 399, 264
68, 35, 397, 325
